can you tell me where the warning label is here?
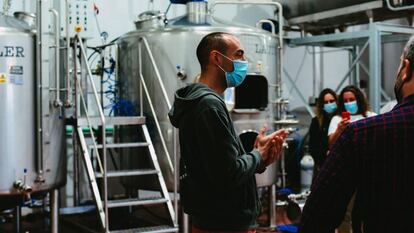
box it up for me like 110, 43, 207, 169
0, 73, 7, 84
9, 66, 23, 85
9, 66, 23, 75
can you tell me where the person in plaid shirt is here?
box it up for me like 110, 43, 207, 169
299, 36, 414, 233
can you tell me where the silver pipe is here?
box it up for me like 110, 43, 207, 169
173, 127, 178, 224
72, 127, 80, 206
35, 0, 44, 183
65, 0, 72, 107
385, 0, 414, 11
50, 189, 59, 233
73, 41, 80, 206
139, 40, 143, 117
183, 213, 189, 233
50, 9, 62, 108
13, 205, 21, 233
141, 37, 172, 110
269, 184, 277, 227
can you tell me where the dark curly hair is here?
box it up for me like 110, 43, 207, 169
316, 88, 338, 127
337, 85, 370, 117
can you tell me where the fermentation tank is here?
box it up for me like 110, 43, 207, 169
0, 13, 66, 210
117, 1, 280, 190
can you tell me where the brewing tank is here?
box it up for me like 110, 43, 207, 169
0, 13, 66, 210
117, 2, 280, 190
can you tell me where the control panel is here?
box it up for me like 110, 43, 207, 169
61, 0, 95, 38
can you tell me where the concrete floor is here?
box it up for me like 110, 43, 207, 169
0, 204, 174, 233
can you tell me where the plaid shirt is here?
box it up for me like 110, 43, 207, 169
299, 94, 414, 233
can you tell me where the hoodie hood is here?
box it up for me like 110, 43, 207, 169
168, 83, 221, 127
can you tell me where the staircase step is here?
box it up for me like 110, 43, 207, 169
110, 225, 179, 233
95, 169, 158, 178
89, 142, 150, 149
78, 116, 146, 127
107, 197, 168, 208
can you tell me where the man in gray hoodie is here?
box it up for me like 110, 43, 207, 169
168, 32, 287, 232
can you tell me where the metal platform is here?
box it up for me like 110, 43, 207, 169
287, 22, 414, 113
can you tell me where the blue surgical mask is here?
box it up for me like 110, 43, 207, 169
323, 102, 337, 114
216, 52, 248, 88
344, 101, 358, 115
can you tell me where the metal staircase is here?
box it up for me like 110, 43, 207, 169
71, 36, 178, 233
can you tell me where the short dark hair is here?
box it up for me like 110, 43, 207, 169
337, 85, 370, 117
196, 32, 231, 72
402, 36, 414, 71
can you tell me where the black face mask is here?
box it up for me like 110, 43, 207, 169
394, 61, 411, 103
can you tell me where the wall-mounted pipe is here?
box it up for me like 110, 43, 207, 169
49, 9, 62, 108
35, 0, 44, 183
64, 0, 72, 108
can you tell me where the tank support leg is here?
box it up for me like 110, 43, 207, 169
270, 184, 276, 227
183, 212, 189, 233
13, 205, 21, 233
50, 189, 59, 233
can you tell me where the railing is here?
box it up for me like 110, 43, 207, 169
73, 35, 108, 231
138, 36, 178, 225
138, 37, 174, 173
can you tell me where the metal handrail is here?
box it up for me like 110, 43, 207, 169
139, 37, 174, 173
75, 35, 109, 232
49, 8, 62, 108
141, 37, 172, 110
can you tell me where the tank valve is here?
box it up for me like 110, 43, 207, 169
53, 100, 63, 108
13, 180, 33, 193
176, 66, 187, 80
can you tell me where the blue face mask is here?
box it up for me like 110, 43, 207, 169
344, 101, 358, 115
323, 102, 337, 114
216, 52, 248, 88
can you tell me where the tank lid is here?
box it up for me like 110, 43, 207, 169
0, 13, 32, 32
135, 10, 166, 30
13, 11, 36, 28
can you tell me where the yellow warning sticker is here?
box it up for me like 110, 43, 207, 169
0, 73, 7, 84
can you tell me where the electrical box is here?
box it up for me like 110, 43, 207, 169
61, 0, 95, 38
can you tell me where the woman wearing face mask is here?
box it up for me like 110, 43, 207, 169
327, 85, 376, 233
308, 88, 338, 178
328, 85, 377, 149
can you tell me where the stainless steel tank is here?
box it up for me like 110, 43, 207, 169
281, 0, 414, 33
117, 1, 279, 190
0, 13, 66, 210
